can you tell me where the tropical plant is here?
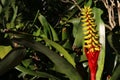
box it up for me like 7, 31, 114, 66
0, 0, 120, 80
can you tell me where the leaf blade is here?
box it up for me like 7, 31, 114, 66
93, 7, 105, 80
0, 45, 12, 59
43, 38, 75, 67
13, 38, 82, 80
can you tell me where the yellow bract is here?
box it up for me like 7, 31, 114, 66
81, 6, 100, 53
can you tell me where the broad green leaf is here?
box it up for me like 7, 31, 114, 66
0, 47, 25, 75
69, 18, 87, 62
16, 65, 60, 80
13, 38, 82, 80
93, 7, 105, 80
0, 46, 12, 59
43, 38, 75, 67
69, 18, 84, 48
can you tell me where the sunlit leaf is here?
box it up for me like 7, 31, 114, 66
0, 45, 12, 59
33, 28, 41, 36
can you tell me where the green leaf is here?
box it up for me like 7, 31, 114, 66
16, 65, 60, 80
107, 28, 120, 54
49, 25, 59, 41
43, 38, 75, 67
0, 47, 25, 75
1, 0, 5, 5
93, 7, 105, 80
0, 5, 2, 14
85, 0, 92, 7
34, 29, 40, 36
63, 39, 72, 50
69, 18, 84, 48
22, 59, 32, 68
62, 27, 68, 41
0, 45, 12, 59
38, 14, 59, 41
110, 64, 120, 80
13, 38, 82, 80
38, 14, 51, 37
107, 32, 118, 53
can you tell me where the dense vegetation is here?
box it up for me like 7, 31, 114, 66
0, 0, 120, 80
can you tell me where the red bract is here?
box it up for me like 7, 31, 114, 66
85, 48, 100, 80
81, 6, 101, 80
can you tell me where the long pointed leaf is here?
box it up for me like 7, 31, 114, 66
16, 65, 60, 80
13, 38, 82, 80
38, 14, 59, 41
93, 7, 105, 80
43, 38, 75, 67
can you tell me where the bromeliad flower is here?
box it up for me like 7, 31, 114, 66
81, 6, 101, 80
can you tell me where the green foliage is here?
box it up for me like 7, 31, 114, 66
0, 0, 120, 80
43, 38, 75, 67
0, 47, 25, 75
13, 38, 82, 80
92, 7, 105, 80
38, 14, 59, 41
16, 65, 61, 80
0, 45, 12, 59
69, 18, 84, 48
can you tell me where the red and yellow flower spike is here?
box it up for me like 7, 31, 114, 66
81, 6, 101, 80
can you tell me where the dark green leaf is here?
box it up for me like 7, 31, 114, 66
13, 38, 83, 80
43, 38, 75, 67
0, 47, 25, 75
110, 64, 120, 80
